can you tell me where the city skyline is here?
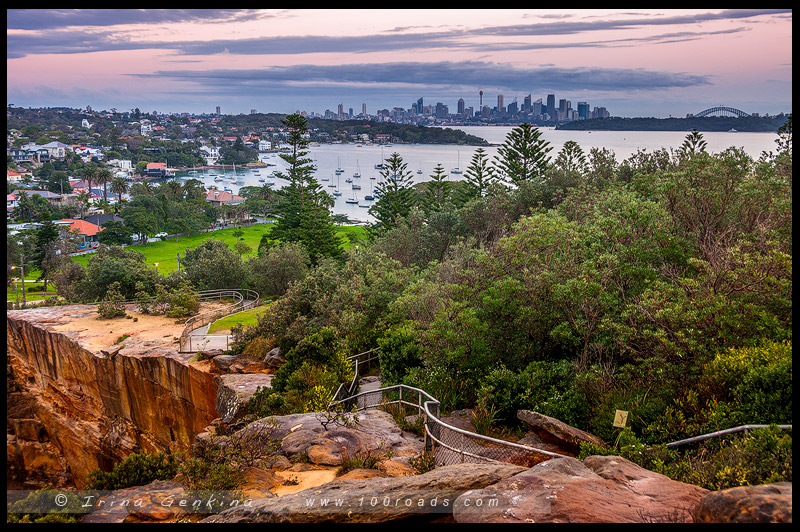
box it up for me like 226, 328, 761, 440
7, 9, 793, 118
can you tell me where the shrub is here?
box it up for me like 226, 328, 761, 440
408, 452, 436, 474
377, 323, 422, 385
96, 281, 127, 319
579, 425, 792, 491
7, 489, 85, 523
87, 451, 179, 490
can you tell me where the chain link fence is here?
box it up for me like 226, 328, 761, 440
332, 382, 569, 468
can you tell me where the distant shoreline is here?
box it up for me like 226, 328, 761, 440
555, 115, 787, 133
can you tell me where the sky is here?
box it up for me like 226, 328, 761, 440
6, 9, 793, 118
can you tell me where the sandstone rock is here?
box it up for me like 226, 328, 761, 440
693, 482, 792, 523
270, 455, 292, 471
7, 305, 220, 487
263, 348, 285, 370
215, 373, 273, 423
337, 468, 388, 480
440, 409, 475, 431
517, 410, 607, 455
12, 418, 49, 442
212, 355, 239, 372
123, 480, 190, 522
203, 462, 526, 523
378, 460, 415, 477
453, 455, 709, 523
516, 430, 564, 454
241, 410, 424, 465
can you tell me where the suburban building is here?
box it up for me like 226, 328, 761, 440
60, 218, 104, 247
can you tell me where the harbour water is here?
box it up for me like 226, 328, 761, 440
173, 126, 782, 223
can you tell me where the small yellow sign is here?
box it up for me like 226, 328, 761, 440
613, 410, 629, 428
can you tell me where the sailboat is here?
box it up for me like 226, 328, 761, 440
364, 179, 374, 201
335, 157, 344, 175
374, 147, 385, 169
451, 152, 463, 174
353, 160, 361, 178
346, 190, 359, 204
333, 174, 342, 196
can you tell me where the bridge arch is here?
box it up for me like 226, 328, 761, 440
695, 106, 751, 118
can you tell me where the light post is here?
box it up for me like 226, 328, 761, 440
10, 253, 25, 306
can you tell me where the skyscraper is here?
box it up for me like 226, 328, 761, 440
497, 94, 504, 113
457, 98, 465, 116
546, 94, 555, 117
362, 102, 367, 116
522, 94, 532, 113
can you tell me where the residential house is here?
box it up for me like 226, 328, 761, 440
11, 189, 63, 206
7, 170, 23, 183
144, 162, 173, 178
7, 193, 19, 215
205, 188, 245, 207
60, 218, 104, 248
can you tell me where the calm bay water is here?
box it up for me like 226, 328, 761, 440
175, 126, 781, 223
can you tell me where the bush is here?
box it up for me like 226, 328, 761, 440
579, 425, 792, 491
377, 323, 422, 385
96, 281, 127, 319
7, 489, 85, 523
87, 451, 179, 490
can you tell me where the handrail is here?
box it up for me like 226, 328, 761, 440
330, 382, 571, 466
179, 289, 260, 352
665, 424, 792, 448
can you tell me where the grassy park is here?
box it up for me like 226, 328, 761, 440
207, 302, 272, 334
71, 223, 368, 276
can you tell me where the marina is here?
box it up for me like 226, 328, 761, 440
166, 128, 780, 224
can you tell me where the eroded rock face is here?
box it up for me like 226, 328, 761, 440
7, 306, 220, 488
216, 373, 273, 424
693, 482, 792, 523
453, 455, 709, 523
203, 462, 526, 523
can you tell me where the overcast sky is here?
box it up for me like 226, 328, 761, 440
6, 9, 793, 117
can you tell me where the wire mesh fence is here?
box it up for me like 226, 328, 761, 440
331, 383, 568, 468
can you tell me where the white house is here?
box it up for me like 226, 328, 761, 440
258, 139, 272, 151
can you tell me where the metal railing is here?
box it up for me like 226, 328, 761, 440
665, 424, 792, 448
178, 289, 259, 352
331, 380, 570, 468
330, 348, 381, 404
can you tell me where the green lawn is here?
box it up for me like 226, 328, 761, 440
72, 222, 369, 276
207, 302, 271, 333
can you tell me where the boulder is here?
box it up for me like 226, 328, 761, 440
440, 409, 475, 431
239, 410, 424, 465
693, 482, 792, 523
203, 462, 526, 523
215, 373, 273, 423
517, 410, 607, 455
453, 455, 709, 523
263, 347, 285, 370
212, 355, 239, 372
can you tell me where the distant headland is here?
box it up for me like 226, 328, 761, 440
556, 115, 789, 133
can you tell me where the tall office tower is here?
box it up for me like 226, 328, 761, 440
532, 99, 542, 117
559, 99, 567, 113
338, 103, 344, 119
362, 103, 367, 116
457, 98, 465, 116
507, 101, 518, 116
577, 102, 589, 120
435, 102, 447, 118
546, 94, 555, 117
250, 109, 257, 114
417, 97, 424, 114
522, 94, 532, 113
497, 94, 504, 113
216, 106, 221, 116
465, 106, 474, 118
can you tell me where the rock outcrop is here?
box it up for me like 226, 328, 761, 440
7, 305, 221, 487
203, 462, 526, 523
238, 410, 425, 467
452, 455, 709, 523
693, 482, 792, 523
517, 410, 607, 455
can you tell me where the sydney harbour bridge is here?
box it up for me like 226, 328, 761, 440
692, 106, 751, 118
